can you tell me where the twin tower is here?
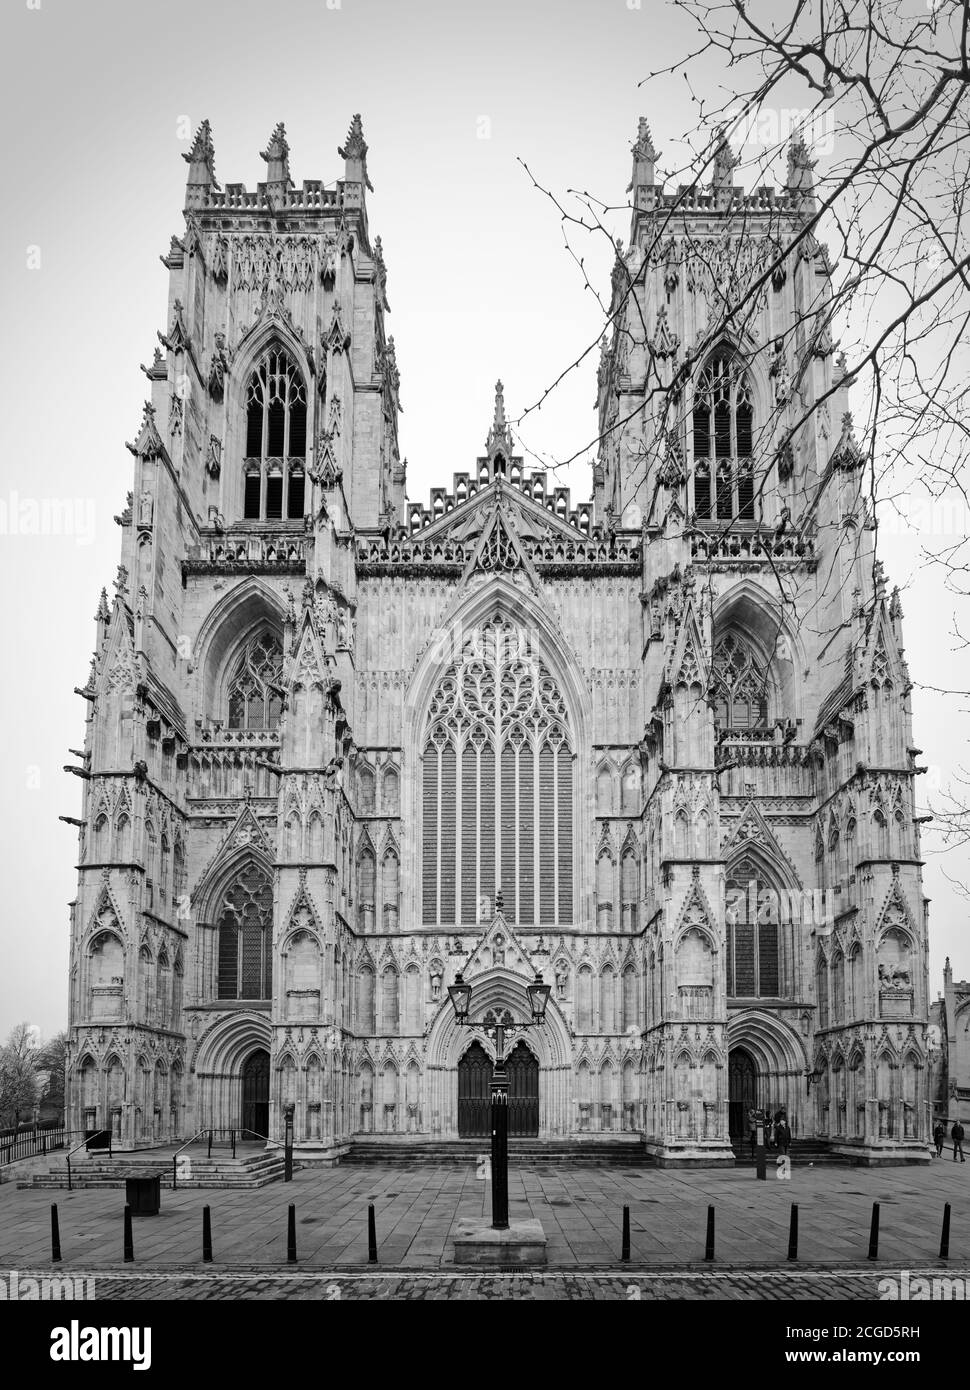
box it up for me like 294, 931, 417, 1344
65, 116, 931, 1164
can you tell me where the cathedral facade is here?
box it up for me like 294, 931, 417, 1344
64, 116, 932, 1164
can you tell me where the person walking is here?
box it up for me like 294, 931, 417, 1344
748, 1108, 759, 1160
934, 1120, 946, 1158
776, 1114, 792, 1157
952, 1119, 966, 1162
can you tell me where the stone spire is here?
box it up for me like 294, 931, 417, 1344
627, 116, 659, 193
260, 122, 292, 190
182, 119, 218, 207
486, 379, 513, 458
339, 113, 373, 192
786, 129, 817, 211
711, 127, 739, 196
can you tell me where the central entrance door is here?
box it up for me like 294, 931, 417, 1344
728, 1047, 758, 1137
507, 1041, 539, 1137
458, 1042, 491, 1137
457, 1040, 540, 1138
241, 1048, 270, 1139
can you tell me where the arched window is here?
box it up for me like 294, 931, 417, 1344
725, 855, 781, 998
692, 351, 754, 521
216, 861, 273, 1000
243, 345, 307, 521
421, 617, 573, 926
711, 631, 769, 730
357, 848, 376, 930
226, 630, 284, 731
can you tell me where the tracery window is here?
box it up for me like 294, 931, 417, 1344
692, 352, 754, 521
243, 346, 307, 521
421, 617, 573, 927
227, 631, 284, 731
725, 856, 781, 998
216, 862, 273, 1000
711, 631, 769, 730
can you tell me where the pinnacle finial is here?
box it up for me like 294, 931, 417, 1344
183, 119, 218, 190
711, 126, 739, 191
486, 379, 512, 458
339, 113, 373, 192
260, 122, 291, 185
632, 117, 658, 163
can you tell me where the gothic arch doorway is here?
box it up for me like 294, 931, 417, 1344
241, 1048, 270, 1139
456, 1039, 540, 1138
507, 1041, 539, 1137
458, 1042, 491, 1137
728, 1046, 758, 1137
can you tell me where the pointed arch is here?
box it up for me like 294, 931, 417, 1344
224, 326, 313, 524
402, 578, 593, 933
195, 578, 288, 726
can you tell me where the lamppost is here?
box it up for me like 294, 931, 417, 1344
447, 970, 551, 1231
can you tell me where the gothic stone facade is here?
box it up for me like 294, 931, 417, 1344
65, 117, 932, 1163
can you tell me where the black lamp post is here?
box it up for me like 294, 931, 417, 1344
447, 970, 551, 1230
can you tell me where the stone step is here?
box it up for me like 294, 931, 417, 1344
21, 1154, 288, 1190
342, 1138, 652, 1166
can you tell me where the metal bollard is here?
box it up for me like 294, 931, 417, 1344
787, 1203, 798, 1261
203, 1205, 213, 1263
368, 1203, 378, 1263
704, 1205, 715, 1261
940, 1202, 951, 1260
621, 1205, 631, 1262
123, 1205, 134, 1264
287, 1203, 297, 1263
867, 1202, 880, 1261
51, 1200, 61, 1267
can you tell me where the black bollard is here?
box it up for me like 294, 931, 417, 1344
787, 1203, 798, 1261
123, 1205, 134, 1264
704, 1204, 715, 1261
940, 1202, 951, 1260
368, 1203, 378, 1263
621, 1205, 631, 1262
287, 1203, 297, 1264
867, 1202, 880, 1261
202, 1205, 213, 1263
51, 1200, 61, 1267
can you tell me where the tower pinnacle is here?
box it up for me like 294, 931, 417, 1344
339, 113, 373, 192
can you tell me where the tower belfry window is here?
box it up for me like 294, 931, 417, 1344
692, 352, 755, 522
243, 346, 307, 522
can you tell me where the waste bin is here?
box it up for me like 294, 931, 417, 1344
125, 1175, 161, 1216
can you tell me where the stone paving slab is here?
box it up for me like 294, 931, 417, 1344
1, 1157, 968, 1273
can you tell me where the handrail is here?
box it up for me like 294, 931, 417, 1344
0, 1125, 77, 1169
172, 1128, 209, 1190
66, 1130, 112, 1191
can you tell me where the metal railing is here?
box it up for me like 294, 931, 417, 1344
66, 1130, 112, 1191
172, 1129, 210, 1190
0, 1121, 70, 1168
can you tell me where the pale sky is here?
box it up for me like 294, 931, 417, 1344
1, 0, 966, 1038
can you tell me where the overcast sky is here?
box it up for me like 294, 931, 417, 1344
1, 0, 966, 1039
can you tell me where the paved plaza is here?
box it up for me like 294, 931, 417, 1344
1, 1156, 969, 1298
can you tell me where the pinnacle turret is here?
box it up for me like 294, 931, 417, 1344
339, 113, 373, 192
260, 122, 292, 189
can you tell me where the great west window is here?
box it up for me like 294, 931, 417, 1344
422, 617, 573, 927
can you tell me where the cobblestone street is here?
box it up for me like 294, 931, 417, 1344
3, 1158, 969, 1297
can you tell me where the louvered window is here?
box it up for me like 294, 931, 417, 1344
242, 345, 307, 522
422, 617, 573, 926
692, 352, 756, 521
